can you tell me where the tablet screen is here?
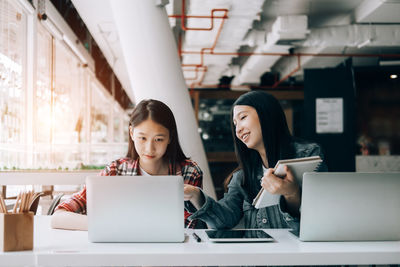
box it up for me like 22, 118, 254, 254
205, 229, 274, 242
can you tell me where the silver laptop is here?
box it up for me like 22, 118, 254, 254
86, 175, 184, 242
298, 172, 400, 241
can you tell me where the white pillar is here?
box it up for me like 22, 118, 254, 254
110, 0, 216, 199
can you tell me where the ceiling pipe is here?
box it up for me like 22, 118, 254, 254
169, 14, 227, 19
179, 0, 228, 31
168, 0, 228, 31
180, 50, 400, 58
183, 66, 207, 81
180, 50, 400, 87
173, 0, 229, 86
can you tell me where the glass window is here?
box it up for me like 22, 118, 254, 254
113, 104, 123, 143
51, 41, 86, 168
0, 0, 26, 169
90, 81, 110, 143
53, 41, 86, 145
123, 112, 130, 143
89, 81, 110, 165
33, 22, 52, 168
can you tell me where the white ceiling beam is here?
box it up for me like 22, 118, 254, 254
232, 15, 309, 86
355, 0, 400, 23
354, 0, 385, 22
273, 47, 346, 82
274, 23, 400, 81
302, 25, 400, 47
44, 0, 95, 70
231, 45, 290, 86
71, 0, 135, 103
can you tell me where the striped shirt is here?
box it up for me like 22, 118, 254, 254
56, 158, 203, 228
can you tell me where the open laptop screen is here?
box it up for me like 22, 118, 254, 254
299, 172, 400, 241
86, 175, 184, 243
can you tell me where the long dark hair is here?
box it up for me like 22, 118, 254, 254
126, 99, 187, 165
230, 91, 294, 199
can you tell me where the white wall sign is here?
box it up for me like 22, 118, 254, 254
316, 98, 343, 133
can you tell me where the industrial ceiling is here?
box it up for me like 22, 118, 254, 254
72, 0, 400, 100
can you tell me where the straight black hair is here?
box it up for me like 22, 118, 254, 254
231, 91, 294, 199
126, 99, 187, 168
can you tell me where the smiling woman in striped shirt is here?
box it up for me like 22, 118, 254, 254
51, 99, 203, 230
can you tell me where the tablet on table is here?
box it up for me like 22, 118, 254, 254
205, 229, 274, 242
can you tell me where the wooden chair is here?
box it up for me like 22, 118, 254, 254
29, 192, 44, 215
47, 193, 64, 215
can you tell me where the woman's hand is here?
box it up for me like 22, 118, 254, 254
261, 165, 301, 215
261, 165, 300, 198
184, 184, 204, 210
51, 210, 88, 230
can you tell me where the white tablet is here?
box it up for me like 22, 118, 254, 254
205, 229, 274, 243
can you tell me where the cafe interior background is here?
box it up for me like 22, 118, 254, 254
0, 0, 399, 214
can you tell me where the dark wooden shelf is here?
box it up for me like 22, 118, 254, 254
206, 152, 237, 163
191, 89, 304, 100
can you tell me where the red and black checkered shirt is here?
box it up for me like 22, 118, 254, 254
55, 158, 203, 228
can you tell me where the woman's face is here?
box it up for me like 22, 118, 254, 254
130, 118, 170, 164
233, 105, 264, 152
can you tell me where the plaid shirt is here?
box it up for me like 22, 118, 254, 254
56, 158, 203, 228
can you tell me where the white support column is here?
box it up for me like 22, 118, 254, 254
110, 0, 215, 198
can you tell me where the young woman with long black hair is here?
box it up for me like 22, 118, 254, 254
184, 91, 327, 231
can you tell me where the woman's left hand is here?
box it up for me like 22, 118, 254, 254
261, 165, 300, 199
261, 165, 301, 216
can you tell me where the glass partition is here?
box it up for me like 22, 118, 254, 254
0, 0, 26, 169
33, 22, 52, 168
90, 80, 110, 144
0, 0, 129, 171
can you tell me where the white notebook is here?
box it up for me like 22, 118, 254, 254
252, 156, 322, 209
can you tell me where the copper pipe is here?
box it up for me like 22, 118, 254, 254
174, 0, 400, 87
176, 0, 229, 85
169, 15, 227, 19
183, 66, 207, 81
192, 65, 207, 85
181, 49, 400, 87
191, 10, 228, 85
180, 0, 228, 31
181, 49, 400, 84
181, 50, 400, 58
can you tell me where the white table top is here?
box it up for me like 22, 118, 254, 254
1, 216, 399, 266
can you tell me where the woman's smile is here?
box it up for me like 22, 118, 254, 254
241, 132, 250, 143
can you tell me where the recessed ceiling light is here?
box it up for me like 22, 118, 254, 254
390, 74, 398, 79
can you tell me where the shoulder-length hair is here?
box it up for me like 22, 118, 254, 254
230, 91, 294, 199
126, 99, 187, 165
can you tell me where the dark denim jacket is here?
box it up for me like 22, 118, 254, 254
187, 141, 328, 231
